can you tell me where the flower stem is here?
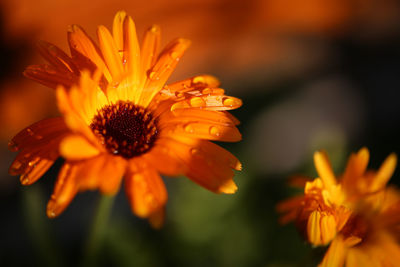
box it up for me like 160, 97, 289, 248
82, 194, 115, 267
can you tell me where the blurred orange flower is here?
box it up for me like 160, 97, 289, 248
319, 187, 400, 266
277, 148, 399, 258
8, 11, 242, 227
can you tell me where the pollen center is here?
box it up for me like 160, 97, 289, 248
90, 101, 158, 159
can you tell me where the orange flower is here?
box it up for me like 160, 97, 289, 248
319, 187, 400, 267
8, 11, 242, 227
277, 148, 397, 246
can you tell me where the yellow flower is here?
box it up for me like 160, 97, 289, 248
320, 186, 400, 267
277, 148, 397, 246
8, 11, 242, 227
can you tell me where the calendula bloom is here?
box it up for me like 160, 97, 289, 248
8, 11, 242, 227
277, 148, 397, 246
319, 186, 400, 267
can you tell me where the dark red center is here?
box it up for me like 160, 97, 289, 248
90, 101, 158, 158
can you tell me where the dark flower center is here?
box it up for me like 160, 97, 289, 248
90, 101, 158, 159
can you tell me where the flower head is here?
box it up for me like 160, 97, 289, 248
9, 11, 242, 227
277, 148, 398, 247
319, 186, 400, 267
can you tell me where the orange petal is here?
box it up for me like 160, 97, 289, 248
9, 117, 68, 152
314, 150, 337, 189
24, 65, 79, 89
123, 15, 140, 84
142, 143, 185, 176
125, 160, 167, 218
98, 155, 126, 195
162, 121, 241, 142
140, 25, 161, 87
166, 75, 221, 93
171, 94, 242, 111
112, 11, 127, 52
59, 134, 100, 160
161, 108, 239, 128
47, 163, 79, 218
370, 153, 397, 192
319, 236, 346, 267
73, 156, 108, 191
97, 25, 124, 82
140, 38, 191, 107
68, 24, 112, 82
36, 40, 79, 74
162, 137, 238, 194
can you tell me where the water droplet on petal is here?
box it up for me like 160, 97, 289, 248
190, 97, 206, 108
170, 51, 179, 60
193, 76, 205, 84
209, 126, 220, 137
27, 128, 34, 136
202, 88, 212, 95
148, 71, 159, 81
8, 140, 18, 151
48, 211, 56, 218
190, 148, 200, 155
21, 175, 29, 185
184, 124, 195, 133
223, 97, 235, 107
12, 160, 22, 170
175, 92, 184, 98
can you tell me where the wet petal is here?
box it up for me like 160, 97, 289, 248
59, 134, 100, 160
140, 38, 191, 107
68, 24, 112, 82
97, 25, 124, 82
37, 40, 79, 74
99, 155, 126, 195
125, 160, 167, 218
24, 64, 79, 89
162, 137, 238, 194
47, 163, 79, 218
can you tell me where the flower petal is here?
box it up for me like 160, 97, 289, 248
370, 153, 397, 192
36, 40, 79, 74
24, 64, 79, 89
97, 25, 124, 82
59, 134, 100, 160
140, 38, 191, 107
98, 155, 126, 195
68, 24, 112, 82
47, 163, 79, 218
125, 159, 167, 218
162, 137, 238, 194
140, 25, 161, 87
319, 236, 346, 267
314, 150, 337, 189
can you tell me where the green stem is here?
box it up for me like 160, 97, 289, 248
82, 194, 115, 267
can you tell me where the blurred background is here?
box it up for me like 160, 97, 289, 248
1, 0, 400, 266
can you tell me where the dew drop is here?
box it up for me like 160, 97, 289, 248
170, 51, 179, 60
190, 97, 206, 108
223, 97, 235, 107
27, 128, 34, 136
148, 71, 159, 80
12, 160, 22, 170
202, 88, 212, 95
21, 176, 29, 185
192, 76, 205, 84
209, 126, 220, 137
184, 124, 195, 133
8, 140, 18, 151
